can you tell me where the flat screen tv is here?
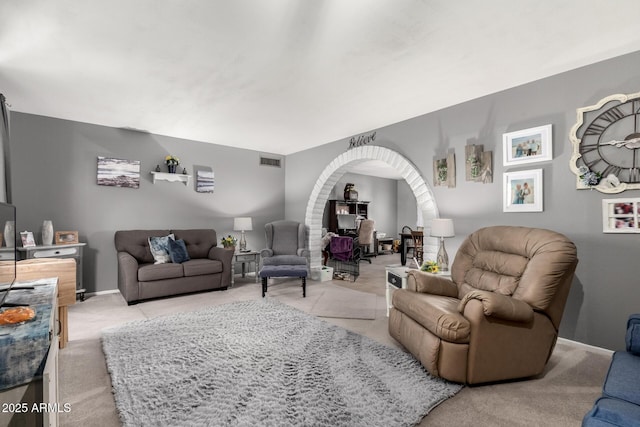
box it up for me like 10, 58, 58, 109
0, 202, 16, 307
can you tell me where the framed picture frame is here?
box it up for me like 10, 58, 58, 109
20, 231, 36, 247
55, 231, 79, 244
503, 124, 552, 166
602, 198, 640, 233
503, 169, 543, 212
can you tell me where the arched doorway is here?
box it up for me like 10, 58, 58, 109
304, 145, 440, 269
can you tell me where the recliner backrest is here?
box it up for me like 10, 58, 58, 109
452, 226, 578, 328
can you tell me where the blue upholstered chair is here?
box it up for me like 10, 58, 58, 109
260, 220, 309, 271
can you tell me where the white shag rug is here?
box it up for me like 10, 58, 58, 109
102, 299, 462, 427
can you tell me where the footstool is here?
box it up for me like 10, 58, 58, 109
259, 265, 307, 298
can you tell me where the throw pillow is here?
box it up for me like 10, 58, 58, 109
148, 234, 175, 264
168, 238, 190, 264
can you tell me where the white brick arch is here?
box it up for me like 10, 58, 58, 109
304, 145, 440, 269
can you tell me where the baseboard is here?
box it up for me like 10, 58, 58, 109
85, 289, 120, 297
558, 337, 614, 355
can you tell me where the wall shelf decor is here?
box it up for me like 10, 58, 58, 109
150, 171, 191, 186
602, 198, 640, 233
433, 152, 455, 188
570, 91, 640, 194
465, 144, 493, 183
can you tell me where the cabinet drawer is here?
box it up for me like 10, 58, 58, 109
387, 271, 403, 288
235, 255, 256, 263
33, 247, 79, 258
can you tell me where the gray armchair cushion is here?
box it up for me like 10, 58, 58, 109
265, 221, 305, 256
263, 255, 307, 266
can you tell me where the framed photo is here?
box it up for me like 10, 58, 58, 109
503, 124, 552, 166
602, 198, 640, 233
20, 231, 36, 247
503, 169, 543, 212
55, 231, 79, 244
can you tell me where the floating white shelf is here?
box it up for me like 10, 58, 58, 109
150, 171, 191, 186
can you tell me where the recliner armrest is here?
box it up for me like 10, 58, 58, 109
406, 270, 458, 297
458, 290, 534, 323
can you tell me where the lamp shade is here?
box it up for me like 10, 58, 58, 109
233, 217, 253, 231
430, 218, 454, 238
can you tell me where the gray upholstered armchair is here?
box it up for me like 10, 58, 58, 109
260, 220, 310, 271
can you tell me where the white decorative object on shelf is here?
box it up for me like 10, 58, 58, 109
3, 220, 15, 248
42, 220, 54, 245
150, 171, 191, 186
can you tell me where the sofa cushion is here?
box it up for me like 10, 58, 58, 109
603, 351, 640, 406
168, 239, 190, 264
148, 234, 175, 264
626, 314, 640, 355
172, 229, 217, 259
583, 396, 640, 427
138, 263, 184, 282
392, 290, 471, 343
182, 259, 223, 277
115, 230, 171, 264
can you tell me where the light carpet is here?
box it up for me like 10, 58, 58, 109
309, 285, 377, 320
102, 299, 462, 427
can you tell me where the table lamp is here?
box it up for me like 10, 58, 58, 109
430, 218, 455, 272
233, 217, 253, 252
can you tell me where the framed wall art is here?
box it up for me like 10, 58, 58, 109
503, 124, 552, 166
433, 152, 455, 188
503, 169, 543, 212
602, 198, 640, 233
97, 156, 141, 189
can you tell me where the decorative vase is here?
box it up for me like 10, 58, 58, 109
224, 245, 236, 252
42, 220, 54, 246
168, 164, 177, 174
3, 220, 14, 248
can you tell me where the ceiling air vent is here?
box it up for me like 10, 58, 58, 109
259, 156, 282, 168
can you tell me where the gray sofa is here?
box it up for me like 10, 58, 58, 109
114, 229, 233, 304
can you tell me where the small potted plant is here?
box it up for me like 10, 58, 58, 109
420, 260, 439, 274
165, 155, 180, 174
220, 235, 237, 251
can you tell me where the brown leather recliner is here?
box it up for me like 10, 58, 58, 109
388, 226, 578, 385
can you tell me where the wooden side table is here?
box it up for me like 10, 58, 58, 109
231, 251, 260, 286
15, 258, 76, 349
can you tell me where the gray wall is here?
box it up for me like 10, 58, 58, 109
10, 114, 285, 293
286, 51, 640, 351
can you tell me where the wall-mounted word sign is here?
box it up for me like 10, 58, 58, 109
348, 131, 376, 149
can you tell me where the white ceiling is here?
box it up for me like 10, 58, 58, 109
2, 1, 640, 159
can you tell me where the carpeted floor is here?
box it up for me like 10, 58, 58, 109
102, 299, 461, 427
59, 253, 612, 426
